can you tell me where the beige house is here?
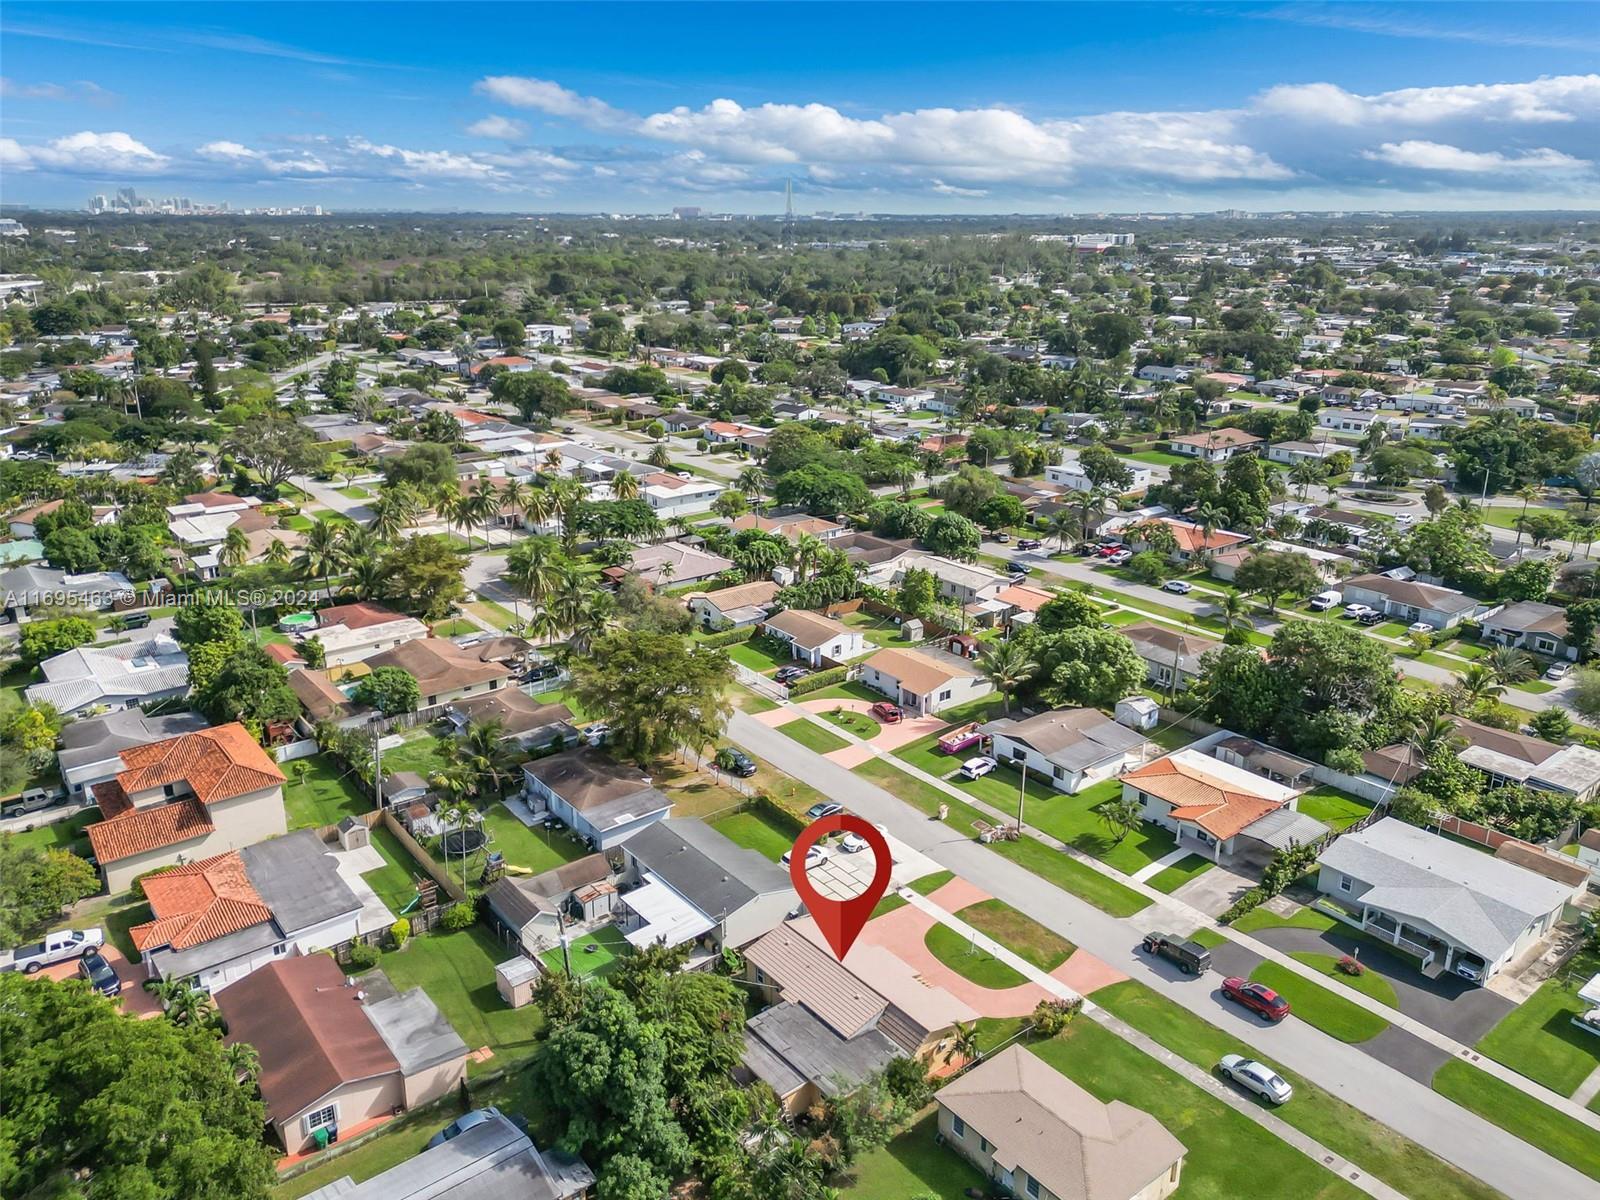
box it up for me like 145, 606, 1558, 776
686, 579, 781, 631
857, 646, 992, 716
217, 955, 468, 1153
85, 723, 288, 892
937, 1045, 1186, 1200
362, 637, 511, 711
761, 609, 865, 667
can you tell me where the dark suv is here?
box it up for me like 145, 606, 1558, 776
79, 951, 121, 997
1140, 932, 1212, 975
715, 748, 758, 778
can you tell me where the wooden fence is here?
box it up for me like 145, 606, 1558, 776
380, 809, 471, 904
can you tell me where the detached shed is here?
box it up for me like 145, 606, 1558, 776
495, 956, 540, 1009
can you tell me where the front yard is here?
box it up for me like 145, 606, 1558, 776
775, 717, 851, 755
838, 1110, 987, 1200
726, 637, 797, 675
816, 706, 880, 739
1019, 777, 1181, 876
923, 898, 1075, 989
1247, 960, 1390, 1043
1474, 941, 1600, 1096
711, 808, 796, 862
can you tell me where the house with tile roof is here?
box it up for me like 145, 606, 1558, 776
936, 1045, 1186, 1200
85, 723, 289, 891
132, 829, 364, 992
1128, 517, 1250, 563
217, 956, 467, 1153
1120, 746, 1307, 863
1168, 427, 1261, 462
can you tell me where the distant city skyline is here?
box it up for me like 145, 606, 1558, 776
2, 1, 1597, 213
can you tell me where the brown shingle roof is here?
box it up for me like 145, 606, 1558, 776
763, 608, 852, 650
862, 647, 973, 694
289, 668, 354, 721
522, 747, 653, 811
745, 923, 888, 1039
217, 957, 399, 1122
365, 638, 510, 696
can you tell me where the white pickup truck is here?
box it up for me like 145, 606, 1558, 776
1, 928, 105, 974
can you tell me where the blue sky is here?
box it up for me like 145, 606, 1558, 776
3, 2, 1598, 212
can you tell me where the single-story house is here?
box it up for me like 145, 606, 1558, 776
521, 748, 673, 849
639, 472, 723, 517
444, 690, 578, 751
484, 853, 616, 955
729, 511, 847, 541
1046, 457, 1155, 495
1316, 818, 1574, 981
304, 1110, 593, 1200
217, 956, 468, 1153
1265, 440, 1345, 466
760, 608, 865, 667
1, 565, 136, 619
1480, 601, 1576, 661
1168, 428, 1261, 462
740, 1000, 901, 1118
362, 638, 511, 711
936, 1045, 1186, 1200
288, 668, 370, 728
1121, 748, 1316, 863
1444, 716, 1600, 804
982, 708, 1151, 794
616, 818, 796, 954
857, 647, 993, 716
611, 541, 735, 589
308, 602, 430, 667
895, 554, 1009, 606
132, 829, 364, 992
1211, 734, 1317, 789
1341, 573, 1478, 630
1209, 542, 1343, 585
1119, 622, 1222, 691
686, 580, 781, 631
1130, 518, 1249, 564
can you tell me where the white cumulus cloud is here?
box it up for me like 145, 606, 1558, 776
1364, 140, 1588, 173
2, 130, 167, 173
466, 114, 527, 140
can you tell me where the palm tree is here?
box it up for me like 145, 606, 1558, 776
1454, 663, 1504, 709
1511, 484, 1543, 551
646, 443, 673, 470
224, 1041, 261, 1084
1216, 590, 1249, 631
498, 476, 527, 530
1097, 793, 1144, 846
521, 484, 555, 532
980, 641, 1039, 716
611, 470, 640, 502
1409, 715, 1464, 762
465, 481, 501, 549
736, 466, 766, 509
1049, 509, 1082, 553
453, 719, 517, 798
1484, 644, 1536, 683
264, 537, 291, 567
943, 1020, 981, 1066
294, 519, 345, 600
1193, 502, 1227, 543
220, 524, 249, 570
1288, 459, 1326, 502
793, 532, 825, 583
346, 553, 386, 601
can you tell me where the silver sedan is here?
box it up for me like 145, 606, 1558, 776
1218, 1054, 1293, 1104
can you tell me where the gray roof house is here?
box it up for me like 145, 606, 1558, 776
25, 635, 190, 716
1480, 600, 1576, 661
618, 819, 796, 955
303, 1111, 593, 1200
1341, 573, 1478, 630
740, 1001, 901, 1117
982, 708, 1151, 795
936, 1045, 1186, 1200
1316, 818, 1574, 980
521, 748, 673, 850
56, 708, 210, 798
1119, 622, 1221, 689
1445, 716, 1600, 804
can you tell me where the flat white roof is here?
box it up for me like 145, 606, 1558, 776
620, 873, 715, 947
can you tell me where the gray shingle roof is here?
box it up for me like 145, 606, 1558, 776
623, 818, 792, 920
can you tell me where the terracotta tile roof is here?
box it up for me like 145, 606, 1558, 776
1122, 750, 1290, 841
116, 724, 286, 805
217, 957, 400, 1122
316, 601, 408, 630
263, 642, 307, 666
1171, 428, 1262, 449
86, 797, 215, 864
996, 584, 1052, 612
1155, 519, 1249, 554
130, 851, 271, 951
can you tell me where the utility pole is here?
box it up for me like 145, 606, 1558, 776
370, 718, 384, 812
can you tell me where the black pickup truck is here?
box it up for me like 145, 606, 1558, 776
1140, 932, 1212, 975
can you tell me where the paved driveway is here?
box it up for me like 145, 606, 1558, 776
1171, 862, 1257, 918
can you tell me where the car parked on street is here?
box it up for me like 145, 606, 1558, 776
1140, 932, 1211, 975
1095, 543, 1124, 558
1308, 590, 1341, 611
1221, 976, 1291, 1022
870, 702, 903, 723
960, 755, 997, 780
1218, 1055, 1293, 1104
805, 802, 844, 820
994, 531, 1010, 543
1162, 580, 1192, 595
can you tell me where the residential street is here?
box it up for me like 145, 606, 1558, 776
728, 708, 1600, 1200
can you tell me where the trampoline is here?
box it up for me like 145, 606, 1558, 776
440, 828, 487, 857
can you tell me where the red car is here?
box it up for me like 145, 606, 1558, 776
1095, 544, 1123, 558
870, 702, 904, 724
1221, 977, 1291, 1022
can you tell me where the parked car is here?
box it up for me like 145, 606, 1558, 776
1343, 603, 1376, 620
1546, 662, 1574, 681
581, 722, 612, 747
78, 950, 120, 997
675, 471, 694, 481
1017, 538, 1043, 551
839, 831, 870, 853
781, 844, 831, 870
1218, 1055, 1293, 1104
1358, 610, 1384, 626
1454, 956, 1487, 984
1106, 549, 1133, 565
1407, 622, 1433, 635
2, 927, 105, 975
1162, 580, 1192, 595
715, 748, 757, 778
994, 531, 1010, 543
1220, 976, 1291, 1022
960, 755, 997, 780
806, 802, 844, 821
870, 701, 903, 723
427, 1107, 504, 1149
1140, 932, 1211, 975
119, 611, 151, 630
0, 788, 63, 821
1095, 543, 1124, 558
774, 666, 810, 685
1308, 590, 1341, 612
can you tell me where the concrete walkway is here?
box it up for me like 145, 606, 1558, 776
729, 708, 1600, 1200
1130, 845, 1198, 884
1575, 1065, 1600, 1108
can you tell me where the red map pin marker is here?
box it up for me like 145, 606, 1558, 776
788, 813, 893, 961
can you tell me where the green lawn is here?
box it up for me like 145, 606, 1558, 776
775, 717, 851, 755
1289, 952, 1401, 1010
1146, 853, 1216, 894
1249, 960, 1389, 1043
711, 808, 797, 862
807, 681, 886, 705
466, 599, 520, 631
727, 638, 795, 674
924, 921, 1029, 988
481, 803, 589, 875
1434, 1058, 1600, 1182
1231, 903, 1340, 935
836, 609, 910, 648
538, 922, 630, 981
817, 706, 879, 740
1127, 449, 1190, 467
1513, 680, 1557, 694
380, 731, 454, 778
364, 825, 426, 913
430, 617, 478, 637
7, 810, 92, 854
369, 924, 544, 1075
1093, 980, 1503, 1200
1295, 787, 1374, 832
1190, 927, 1230, 948
530, 687, 591, 723
1021, 777, 1181, 875
283, 755, 373, 830
1033, 1022, 1364, 1200
838, 1110, 988, 1200
852, 760, 1150, 917
730, 685, 779, 714
1474, 941, 1600, 1095
282, 514, 315, 532
957, 897, 1075, 972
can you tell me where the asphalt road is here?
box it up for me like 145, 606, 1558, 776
728, 708, 1600, 1200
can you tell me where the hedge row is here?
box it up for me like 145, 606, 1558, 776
787, 666, 849, 696
701, 625, 757, 649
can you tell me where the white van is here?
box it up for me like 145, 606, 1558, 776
1308, 590, 1341, 612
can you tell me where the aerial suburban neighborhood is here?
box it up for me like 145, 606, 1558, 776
2, 4, 1600, 1200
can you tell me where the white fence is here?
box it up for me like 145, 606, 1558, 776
274, 738, 321, 764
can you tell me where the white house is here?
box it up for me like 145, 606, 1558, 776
1167, 428, 1262, 462
639, 471, 724, 517
982, 708, 1151, 794
760, 609, 866, 667
521, 747, 673, 850
1046, 455, 1155, 495
857, 647, 992, 716
1120, 747, 1302, 862
1342, 572, 1478, 630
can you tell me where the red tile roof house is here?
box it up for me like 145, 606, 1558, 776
85, 724, 289, 892
1120, 747, 1305, 864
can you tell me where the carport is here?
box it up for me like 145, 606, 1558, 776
1229, 808, 1332, 871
